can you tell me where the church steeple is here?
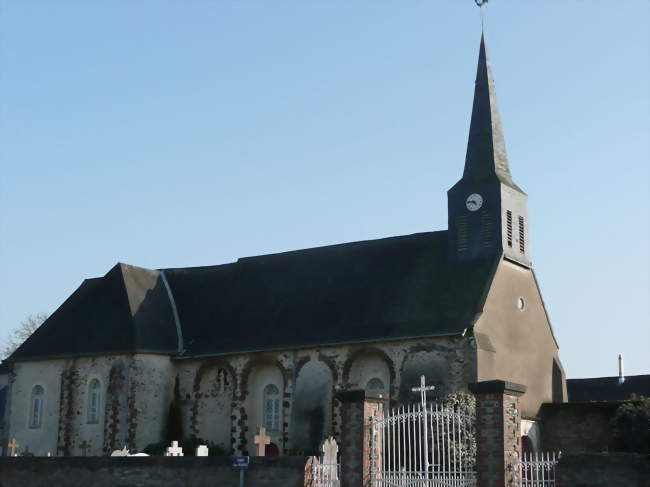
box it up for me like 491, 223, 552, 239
447, 34, 531, 267
464, 34, 521, 193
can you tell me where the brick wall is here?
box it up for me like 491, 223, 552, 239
469, 380, 525, 487
336, 390, 385, 487
0, 456, 308, 487
555, 453, 649, 487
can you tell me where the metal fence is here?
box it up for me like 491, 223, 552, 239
518, 451, 561, 487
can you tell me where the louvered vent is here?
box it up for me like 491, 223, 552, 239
506, 210, 513, 248
518, 216, 525, 253
480, 210, 493, 248
456, 216, 469, 251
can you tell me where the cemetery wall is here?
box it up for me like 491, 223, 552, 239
0, 456, 308, 487
555, 452, 649, 487
539, 402, 619, 452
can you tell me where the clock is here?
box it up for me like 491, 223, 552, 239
466, 193, 483, 211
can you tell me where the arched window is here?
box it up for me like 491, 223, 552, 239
29, 385, 44, 429
263, 384, 280, 431
87, 379, 101, 424
367, 378, 385, 391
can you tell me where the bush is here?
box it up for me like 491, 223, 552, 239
142, 436, 230, 456
611, 398, 650, 453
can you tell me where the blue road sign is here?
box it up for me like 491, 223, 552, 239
232, 456, 250, 469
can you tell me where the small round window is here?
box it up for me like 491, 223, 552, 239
517, 297, 526, 311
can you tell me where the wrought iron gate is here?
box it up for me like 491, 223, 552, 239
370, 376, 476, 487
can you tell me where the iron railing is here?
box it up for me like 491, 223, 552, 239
517, 451, 561, 487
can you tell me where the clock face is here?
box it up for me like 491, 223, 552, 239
466, 193, 483, 212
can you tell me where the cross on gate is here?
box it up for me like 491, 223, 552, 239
7, 438, 20, 456
411, 375, 436, 472
411, 374, 436, 410
79, 440, 91, 457
254, 427, 271, 456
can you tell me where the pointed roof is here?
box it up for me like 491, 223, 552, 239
8, 263, 182, 360
464, 34, 523, 193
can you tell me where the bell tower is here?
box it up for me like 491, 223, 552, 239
448, 35, 531, 267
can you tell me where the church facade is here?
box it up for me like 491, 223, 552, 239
1, 36, 565, 457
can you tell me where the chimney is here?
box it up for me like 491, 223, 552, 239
618, 354, 625, 384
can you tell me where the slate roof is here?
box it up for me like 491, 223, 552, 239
10, 263, 180, 360
567, 375, 650, 402
9, 231, 498, 361
461, 34, 524, 194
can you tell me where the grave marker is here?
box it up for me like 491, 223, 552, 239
7, 438, 20, 457
165, 441, 184, 457
253, 427, 271, 456
79, 440, 91, 457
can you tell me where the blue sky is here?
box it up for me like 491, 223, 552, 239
1, 1, 648, 379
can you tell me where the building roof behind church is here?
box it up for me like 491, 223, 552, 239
567, 375, 650, 402
10, 231, 497, 361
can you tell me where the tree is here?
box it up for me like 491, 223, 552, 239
611, 398, 650, 453
1, 312, 48, 360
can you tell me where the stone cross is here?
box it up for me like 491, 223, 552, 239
7, 438, 20, 457
254, 427, 271, 456
321, 437, 338, 466
79, 440, 91, 457
195, 445, 209, 457
165, 441, 184, 457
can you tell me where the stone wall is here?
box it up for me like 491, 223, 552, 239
0, 456, 308, 487
7, 354, 176, 457
6, 335, 473, 457
539, 402, 619, 452
555, 453, 649, 487
174, 335, 473, 456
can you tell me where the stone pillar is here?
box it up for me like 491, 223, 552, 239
335, 390, 386, 487
469, 380, 526, 487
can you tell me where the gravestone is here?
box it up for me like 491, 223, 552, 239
196, 445, 209, 457
7, 438, 20, 457
322, 437, 338, 466
111, 446, 130, 457
254, 427, 271, 456
165, 441, 184, 457
79, 440, 91, 457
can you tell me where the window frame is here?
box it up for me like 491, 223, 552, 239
262, 384, 281, 431
86, 378, 102, 424
29, 385, 45, 429
366, 377, 386, 392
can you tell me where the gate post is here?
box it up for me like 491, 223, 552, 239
469, 380, 526, 487
335, 390, 386, 487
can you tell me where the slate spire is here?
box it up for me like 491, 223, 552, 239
464, 34, 521, 192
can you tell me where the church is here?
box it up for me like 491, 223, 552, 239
1, 35, 566, 457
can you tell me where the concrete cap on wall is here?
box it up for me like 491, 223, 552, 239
336, 390, 389, 403
468, 380, 527, 397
